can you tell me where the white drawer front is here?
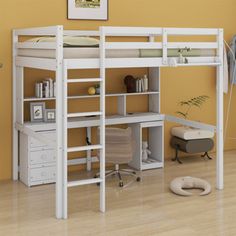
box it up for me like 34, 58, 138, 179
30, 149, 56, 166
30, 131, 56, 148
30, 179, 55, 186
30, 166, 56, 183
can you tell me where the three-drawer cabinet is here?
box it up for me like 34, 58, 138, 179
20, 131, 56, 187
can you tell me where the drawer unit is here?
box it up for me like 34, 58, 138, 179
20, 131, 56, 187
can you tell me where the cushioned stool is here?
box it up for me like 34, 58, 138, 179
170, 127, 214, 164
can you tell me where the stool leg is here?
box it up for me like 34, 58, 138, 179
201, 152, 212, 160
172, 146, 182, 164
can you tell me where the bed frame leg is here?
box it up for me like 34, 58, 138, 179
216, 29, 224, 190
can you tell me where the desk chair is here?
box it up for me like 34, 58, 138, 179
95, 127, 141, 187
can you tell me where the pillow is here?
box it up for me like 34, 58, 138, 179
170, 176, 211, 196
26, 36, 99, 47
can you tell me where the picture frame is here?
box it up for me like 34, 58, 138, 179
44, 109, 56, 123
30, 102, 45, 122
67, 0, 108, 20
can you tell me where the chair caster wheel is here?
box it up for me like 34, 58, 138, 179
96, 183, 100, 186
119, 182, 124, 187
133, 171, 136, 174
136, 177, 141, 182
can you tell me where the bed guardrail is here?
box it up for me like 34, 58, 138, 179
99, 26, 222, 66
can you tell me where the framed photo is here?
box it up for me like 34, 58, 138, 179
30, 102, 45, 122
44, 109, 56, 123
68, 0, 108, 20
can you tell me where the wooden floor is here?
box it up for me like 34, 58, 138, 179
1, 151, 236, 236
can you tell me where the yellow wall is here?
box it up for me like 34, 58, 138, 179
1, 0, 236, 180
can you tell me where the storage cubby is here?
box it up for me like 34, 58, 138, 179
129, 121, 164, 170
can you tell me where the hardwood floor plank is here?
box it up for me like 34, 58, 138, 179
0, 151, 236, 235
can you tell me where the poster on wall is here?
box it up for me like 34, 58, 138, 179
68, 0, 108, 20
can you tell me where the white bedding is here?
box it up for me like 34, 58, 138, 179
18, 48, 215, 59
18, 48, 139, 59
19, 36, 216, 59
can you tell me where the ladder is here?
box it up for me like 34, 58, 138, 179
56, 27, 106, 219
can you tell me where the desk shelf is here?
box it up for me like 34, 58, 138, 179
129, 121, 164, 171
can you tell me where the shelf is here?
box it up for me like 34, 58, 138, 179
106, 91, 159, 97
24, 97, 56, 102
23, 91, 159, 102
142, 159, 163, 170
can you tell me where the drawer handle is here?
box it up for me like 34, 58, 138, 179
41, 154, 47, 161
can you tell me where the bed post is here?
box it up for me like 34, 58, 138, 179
12, 30, 19, 181
99, 26, 106, 213
55, 25, 66, 219
216, 29, 224, 190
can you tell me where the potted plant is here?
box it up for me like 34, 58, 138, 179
176, 95, 209, 120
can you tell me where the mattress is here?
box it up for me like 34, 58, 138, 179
171, 126, 214, 140
18, 48, 215, 59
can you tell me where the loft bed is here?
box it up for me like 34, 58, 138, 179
12, 26, 224, 220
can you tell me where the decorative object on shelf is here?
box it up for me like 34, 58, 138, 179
170, 176, 211, 196
124, 75, 136, 93
169, 58, 177, 67
35, 78, 55, 99
142, 141, 151, 162
176, 95, 209, 120
95, 84, 100, 94
178, 47, 191, 64
88, 86, 96, 95
30, 102, 45, 122
67, 0, 108, 20
44, 109, 56, 123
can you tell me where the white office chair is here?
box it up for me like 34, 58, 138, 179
95, 127, 141, 187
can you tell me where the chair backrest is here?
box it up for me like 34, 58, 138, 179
98, 127, 134, 164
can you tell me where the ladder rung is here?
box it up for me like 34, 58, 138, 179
67, 144, 102, 153
68, 178, 103, 187
67, 78, 102, 83
67, 111, 102, 118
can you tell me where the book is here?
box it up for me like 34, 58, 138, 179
39, 83, 43, 98
141, 78, 144, 92
136, 79, 139, 92
53, 81, 56, 97
43, 81, 50, 98
143, 75, 148, 92
35, 83, 40, 98
47, 78, 53, 98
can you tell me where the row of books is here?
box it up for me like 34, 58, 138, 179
35, 78, 56, 98
136, 75, 148, 93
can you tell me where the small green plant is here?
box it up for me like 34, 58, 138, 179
176, 95, 209, 119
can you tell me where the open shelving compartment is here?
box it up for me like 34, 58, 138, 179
126, 67, 164, 170
129, 121, 164, 171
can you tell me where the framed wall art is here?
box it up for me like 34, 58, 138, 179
68, 0, 108, 20
30, 102, 45, 123
44, 109, 56, 123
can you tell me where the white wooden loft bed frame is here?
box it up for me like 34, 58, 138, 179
12, 26, 224, 219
